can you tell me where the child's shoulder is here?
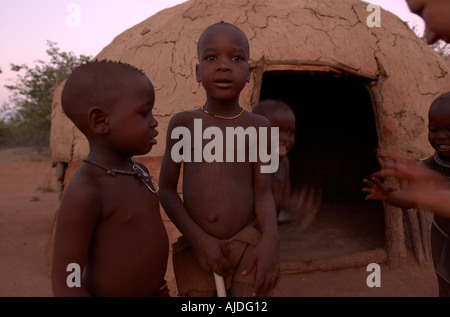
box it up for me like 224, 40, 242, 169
243, 110, 271, 127
59, 166, 103, 212
169, 109, 203, 126
64, 166, 101, 196
423, 153, 450, 176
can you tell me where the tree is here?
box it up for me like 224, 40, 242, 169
429, 39, 450, 58
1, 40, 91, 147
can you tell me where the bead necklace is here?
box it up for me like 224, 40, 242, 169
433, 152, 450, 170
83, 158, 159, 193
432, 152, 450, 187
201, 106, 245, 120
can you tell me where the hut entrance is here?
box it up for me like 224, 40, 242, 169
258, 69, 385, 264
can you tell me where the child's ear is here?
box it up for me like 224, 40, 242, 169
88, 107, 109, 134
195, 64, 201, 83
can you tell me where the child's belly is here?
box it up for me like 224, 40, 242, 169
183, 162, 256, 239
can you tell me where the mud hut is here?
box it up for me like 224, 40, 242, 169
50, 0, 450, 279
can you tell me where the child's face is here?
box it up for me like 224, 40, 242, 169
109, 75, 158, 156
428, 102, 450, 157
196, 25, 250, 102
269, 111, 295, 160
406, 0, 450, 44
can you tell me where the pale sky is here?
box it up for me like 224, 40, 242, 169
0, 0, 425, 108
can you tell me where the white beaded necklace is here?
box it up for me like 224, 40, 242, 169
433, 152, 450, 170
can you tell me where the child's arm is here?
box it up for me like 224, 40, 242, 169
242, 121, 280, 297
158, 114, 230, 276
393, 189, 450, 217
371, 153, 450, 216
52, 181, 100, 296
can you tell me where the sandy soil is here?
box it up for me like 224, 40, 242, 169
0, 147, 439, 297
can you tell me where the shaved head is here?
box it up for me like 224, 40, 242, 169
253, 99, 293, 118
429, 91, 450, 115
61, 60, 147, 133
197, 21, 250, 59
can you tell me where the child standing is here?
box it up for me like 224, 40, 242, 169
159, 22, 280, 297
52, 60, 169, 296
252, 99, 321, 229
363, 91, 450, 296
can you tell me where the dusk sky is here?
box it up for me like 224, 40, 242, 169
0, 0, 425, 109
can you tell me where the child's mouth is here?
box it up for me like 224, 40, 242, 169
437, 144, 450, 152
150, 131, 158, 144
214, 79, 233, 88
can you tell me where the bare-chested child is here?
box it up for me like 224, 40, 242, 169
252, 99, 321, 229
363, 91, 450, 296
51, 60, 169, 296
158, 22, 280, 297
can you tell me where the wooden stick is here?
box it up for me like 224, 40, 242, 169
406, 208, 426, 266
214, 273, 226, 297
418, 206, 433, 262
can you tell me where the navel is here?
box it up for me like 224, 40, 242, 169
207, 212, 218, 223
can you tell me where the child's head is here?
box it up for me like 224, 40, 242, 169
196, 22, 251, 102
405, 0, 450, 44
428, 91, 450, 158
61, 60, 158, 156
253, 99, 295, 160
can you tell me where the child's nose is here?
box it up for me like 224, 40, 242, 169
216, 60, 231, 72
150, 116, 158, 128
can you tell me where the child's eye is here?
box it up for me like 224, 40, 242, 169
206, 55, 216, 61
139, 110, 150, 117
232, 56, 242, 62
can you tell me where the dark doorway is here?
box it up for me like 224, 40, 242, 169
259, 70, 385, 261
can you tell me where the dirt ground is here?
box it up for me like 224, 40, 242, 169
0, 147, 439, 297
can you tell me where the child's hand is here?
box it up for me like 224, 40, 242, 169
374, 151, 447, 192
242, 238, 280, 297
362, 176, 398, 201
192, 234, 230, 276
